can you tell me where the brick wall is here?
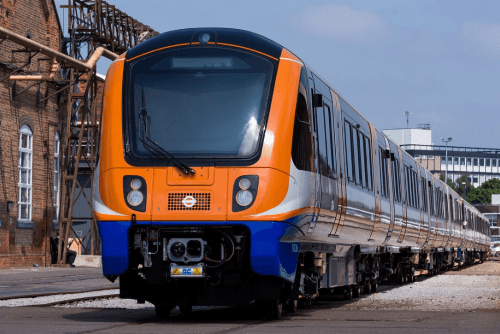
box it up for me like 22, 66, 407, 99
0, 0, 66, 268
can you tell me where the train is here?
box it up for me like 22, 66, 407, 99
93, 28, 491, 320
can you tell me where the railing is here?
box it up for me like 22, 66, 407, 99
401, 144, 500, 155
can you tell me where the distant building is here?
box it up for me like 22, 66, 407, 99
383, 125, 500, 188
474, 195, 500, 244
382, 124, 432, 147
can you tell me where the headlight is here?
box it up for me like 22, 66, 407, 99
232, 175, 259, 212
239, 178, 251, 190
127, 190, 144, 206
236, 190, 253, 206
131, 178, 142, 190
123, 175, 147, 212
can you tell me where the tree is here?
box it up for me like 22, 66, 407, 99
439, 173, 474, 199
465, 178, 500, 204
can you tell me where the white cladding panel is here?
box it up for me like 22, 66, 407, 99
383, 128, 432, 147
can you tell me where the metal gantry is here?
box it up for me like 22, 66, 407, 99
0, 0, 158, 265
56, 0, 158, 264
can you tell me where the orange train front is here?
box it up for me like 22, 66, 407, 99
94, 28, 490, 319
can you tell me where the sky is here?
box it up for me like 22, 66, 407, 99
55, 0, 500, 148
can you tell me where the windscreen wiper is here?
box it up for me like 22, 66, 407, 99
138, 86, 195, 175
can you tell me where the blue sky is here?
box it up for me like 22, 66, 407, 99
55, 0, 500, 148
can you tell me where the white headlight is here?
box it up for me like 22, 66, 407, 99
131, 178, 142, 190
127, 190, 144, 206
236, 190, 253, 206
239, 178, 251, 190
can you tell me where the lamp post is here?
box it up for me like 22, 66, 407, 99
441, 137, 452, 183
404, 111, 412, 129
462, 181, 467, 199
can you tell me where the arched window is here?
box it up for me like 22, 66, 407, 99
53, 132, 60, 224
18, 124, 33, 223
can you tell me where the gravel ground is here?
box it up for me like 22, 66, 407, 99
1, 262, 498, 313
339, 275, 500, 311
0, 289, 118, 307
56, 297, 155, 310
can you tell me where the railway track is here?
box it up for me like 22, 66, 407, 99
0, 288, 119, 307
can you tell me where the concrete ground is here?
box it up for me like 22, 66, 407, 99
0, 305, 498, 334
0, 261, 498, 333
0, 267, 117, 299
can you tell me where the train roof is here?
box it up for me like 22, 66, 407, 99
125, 28, 284, 61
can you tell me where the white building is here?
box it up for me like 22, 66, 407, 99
383, 125, 500, 188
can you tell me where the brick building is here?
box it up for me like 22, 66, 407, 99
0, 0, 66, 267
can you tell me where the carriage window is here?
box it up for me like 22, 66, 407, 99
443, 195, 450, 220
344, 121, 354, 183
414, 172, 419, 209
405, 167, 410, 206
358, 132, 366, 188
316, 99, 328, 177
291, 72, 313, 172
379, 148, 389, 198
429, 182, 435, 216
324, 104, 335, 177
352, 128, 361, 185
421, 177, 428, 213
364, 136, 373, 191
392, 158, 401, 202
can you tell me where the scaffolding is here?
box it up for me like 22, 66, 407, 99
56, 0, 158, 264
0, 0, 158, 265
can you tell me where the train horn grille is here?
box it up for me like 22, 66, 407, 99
167, 192, 211, 211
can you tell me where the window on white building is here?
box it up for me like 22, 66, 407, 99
467, 158, 471, 166
53, 132, 60, 224
480, 158, 484, 167
454, 157, 458, 165
460, 158, 465, 165
486, 159, 491, 167
473, 158, 478, 166
493, 159, 497, 167
18, 125, 33, 223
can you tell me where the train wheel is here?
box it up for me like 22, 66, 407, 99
259, 299, 283, 320
286, 299, 298, 313
352, 286, 361, 298
364, 281, 372, 294
179, 305, 192, 316
155, 305, 174, 319
371, 281, 378, 292
271, 299, 283, 320
344, 289, 353, 300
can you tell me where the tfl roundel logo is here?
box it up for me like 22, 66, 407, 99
182, 196, 197, 208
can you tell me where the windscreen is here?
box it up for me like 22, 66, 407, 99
125, 47, 275, 162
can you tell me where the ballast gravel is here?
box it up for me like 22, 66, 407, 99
53, 275, 500, 312
1, 262, 498, 312
0, 289, 118, 307
339, 275, 500, 311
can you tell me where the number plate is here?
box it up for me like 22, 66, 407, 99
170, 264, 204, 278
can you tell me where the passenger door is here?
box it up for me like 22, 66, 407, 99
308, 74, 338, 235
306, 74, 321, 234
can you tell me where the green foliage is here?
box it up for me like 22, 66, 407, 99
465, 178, 500, 204
439, 173, 474, 199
